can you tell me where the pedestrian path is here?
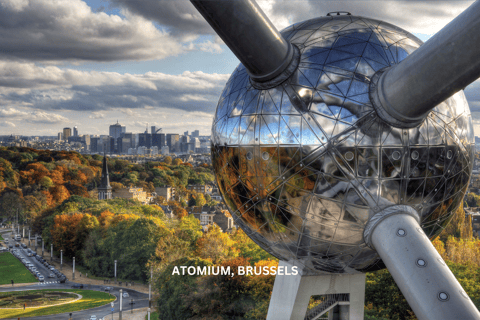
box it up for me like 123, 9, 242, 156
109, 307, 149, 320
37, 281, 60, 285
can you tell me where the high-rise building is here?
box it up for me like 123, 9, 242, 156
192, 130, 200, 137
139, 133, 152, 148
166, 134, 180, 152
109, 121, 125, 152
63, 128, 72, 140
73, 126, 78, 137
58, 132, 63, 141
152, 133, 165, 149
98, 151, 112, 200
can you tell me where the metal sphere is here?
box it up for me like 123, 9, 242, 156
211, 15, 474, 273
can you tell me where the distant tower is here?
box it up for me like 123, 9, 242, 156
73, 126, 78, 137
63, 127, 72, 140
98, 150, 112, 200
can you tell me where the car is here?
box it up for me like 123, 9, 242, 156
15, 243, 19, 247
104, 287, 112, 292
122, 292, 129, 298
90, 316, 97, 320
21, 243, 26, 248
38, 275, 44, 282
31, 267, 37, 272
49, 266, 55, 271
8, 244, 13, 249
48, 273, 55, 278
59, 276, 66, 283
4, 239, 8, 243
32, 252, 36, 256
71, 284, 84, 289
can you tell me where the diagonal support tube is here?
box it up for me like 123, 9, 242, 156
365, 206, 480, 320
190, 0, 295, 83
371, 0, 480, 128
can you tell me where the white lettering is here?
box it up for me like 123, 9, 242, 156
172, 266, 179, 275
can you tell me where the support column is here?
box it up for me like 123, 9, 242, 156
266, 261, 365, 320
365, 206, 480, 320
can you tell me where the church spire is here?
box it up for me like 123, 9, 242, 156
98, 147, 112, 200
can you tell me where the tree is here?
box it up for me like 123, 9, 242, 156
173, 158, 183, 166
164, 156, 172, 165
195, 225, 239, 263
0, 188, 24, 222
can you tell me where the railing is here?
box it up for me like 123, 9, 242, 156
304, 294, 350, 320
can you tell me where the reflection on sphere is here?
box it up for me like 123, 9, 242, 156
211, 16, 474, 273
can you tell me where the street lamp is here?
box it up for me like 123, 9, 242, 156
149, 267, 152, 307
34, 234, 37, 253
41, 239, 44, 257
114, 260, 117, 284
50, 244, 53, 262
72, 257, 75, 280
60, 250, 63, 271
119, 289, 123, 320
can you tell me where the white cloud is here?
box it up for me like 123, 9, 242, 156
0, 0, 184, 62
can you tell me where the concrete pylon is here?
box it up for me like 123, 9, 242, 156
266, 261, 365, 320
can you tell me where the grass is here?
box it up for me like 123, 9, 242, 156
0, 252, 37, 285
0, 289, 115, 318
146, 311, 159, 320
0, 234, 4, 241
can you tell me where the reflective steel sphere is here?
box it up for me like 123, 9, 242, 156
211, 15, 474, 273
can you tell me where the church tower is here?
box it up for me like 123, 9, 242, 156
98, 150, 112, 200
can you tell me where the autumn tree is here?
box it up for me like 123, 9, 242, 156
195, 224, 239, 263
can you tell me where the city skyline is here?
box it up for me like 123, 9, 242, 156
1, 0, 480, 136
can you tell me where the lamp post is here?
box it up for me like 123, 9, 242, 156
28, 229, 30, 246
34, 234, 37, 253
114, 260, 117, 284
119, 289, 123, 320
72, 257, 75, 280
50, 244, 53, 262
148, 308, 151, 320
41, 239, 44, 257
60, 250, 63, 271
149, 267, 152, 307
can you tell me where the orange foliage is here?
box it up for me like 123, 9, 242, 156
41, 190, 54, 207
110, 213, 139, 226
50, 185, 70, 204
49, 169, 64, 185
98, 210, 115, 228
50, 213, 83, 255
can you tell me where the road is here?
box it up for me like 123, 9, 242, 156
0, 230, 150, 320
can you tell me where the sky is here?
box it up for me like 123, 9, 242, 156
0, 0, 479, 137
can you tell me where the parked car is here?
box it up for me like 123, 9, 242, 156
104, 287, 112, 292
122, 292, 129, 298
90, 315, 97, 320
59, 276, 67, 283
48, 273, 55, 278
38, 275, 44, 282
71, 284, 84, 289
21, 243, 27, 248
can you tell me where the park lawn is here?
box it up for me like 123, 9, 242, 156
146, 311, 159, 320
0, 234, 4, 241
0, 252, 37, 285
0, 289, 115, 318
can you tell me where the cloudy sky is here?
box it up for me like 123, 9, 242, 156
0, 0, 479, 137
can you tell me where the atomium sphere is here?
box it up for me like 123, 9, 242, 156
211, 15, 474, 273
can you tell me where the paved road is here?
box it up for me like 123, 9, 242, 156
0, 230, 150, 320
0, 282, 150, 320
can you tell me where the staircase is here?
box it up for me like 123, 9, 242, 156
304, 294, 350, 320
